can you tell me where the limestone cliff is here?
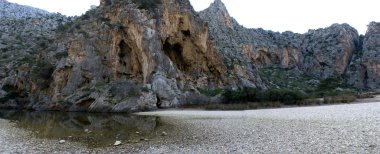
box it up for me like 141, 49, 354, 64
0, 0, 69, 109
2, 0, 380, 112
200, 0, 362, 89
1, 0, 230, 111
345, 22, 380, 89
47, 0, 229, 112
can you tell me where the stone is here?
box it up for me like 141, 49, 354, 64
152, 75, 181, 108
113, 141, 121, 146
162, 131, 168, 136
59, 140, 65, 144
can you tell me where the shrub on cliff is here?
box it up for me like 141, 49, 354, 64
31, 59, 54, 80
263, 89, 307, 105
315, 77, 356, 98
323, 94, 356, 104
0, 92, 19, 103
198, 88, 223, 97
109, 80, 141, 98
223, 87, 259, 103
317, 77, 344, 91
223, 87, 306, 105
132, 0, 161, 11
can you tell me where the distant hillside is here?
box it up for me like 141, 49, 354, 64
199, 0, 380, 90
0, 0, 50, 19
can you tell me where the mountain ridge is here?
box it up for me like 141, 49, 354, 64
1, 0, 380, 112
0, 0, 51, 18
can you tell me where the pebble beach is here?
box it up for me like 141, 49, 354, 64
1, 100, 379, 153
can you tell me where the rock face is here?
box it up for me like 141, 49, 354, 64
200, 0, 361, 80
202, 0, 380, 91
345, 22, 380, 89
360, 22, 380, 89
0, 0, 49, 18
1, 0, 230, 111
0, 0, 69, 109
1, 0, 380, 112
48, 0, 231, 112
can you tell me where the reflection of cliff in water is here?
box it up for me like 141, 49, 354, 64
0, 110, 176, 147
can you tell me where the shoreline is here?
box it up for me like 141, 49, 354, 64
137, 95, 380, 117
0, 97, 379, 153
136, 102, 380, 121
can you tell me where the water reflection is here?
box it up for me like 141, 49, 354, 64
0, 110, 176, 148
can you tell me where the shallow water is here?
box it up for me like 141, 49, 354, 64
1, 101, 379, 153
0, 110, 177, 148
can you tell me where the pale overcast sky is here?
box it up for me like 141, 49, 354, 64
7, 0, 380, 34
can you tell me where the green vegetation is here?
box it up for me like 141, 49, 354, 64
1, 48, 8, 53
31, 59, 54, 80
131, 0, 161, 11
54, 51, 68, 59
317, 77, 345, 91
198, 88, 223, 97
318, 76, 353, 89
18, 55, 35, 64
183, 70, 366, 110
323, 94, 357, 104
141, 87, 150, 92
186, 102, 282, 111
109, 81, 141, 98
127, 90, 141, 97
260, 68, 317, 92
0, 92, 19, 103
184, 86, 361, 110
94, 80, 107, 91
223, 87, 307, 105
56, 23, 71, 32
29, 59, 55, 89
56, 17, 83, 34
222, 76, 358, 105
95, 80, 106, 88
78, 30, 89, 38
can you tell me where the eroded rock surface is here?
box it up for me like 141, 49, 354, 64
1, 0, 380, 112
200, 0, 361, 80
1, 0, 229, 111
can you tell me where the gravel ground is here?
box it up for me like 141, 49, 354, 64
1, 100, 379, 153
137, 102, 380, 153
0, 119, 91, 154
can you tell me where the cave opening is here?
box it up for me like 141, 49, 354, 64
156, 95, 162, 108
364, 68, 369, 88
118, 40, 133, 74
118, 40, 131, 58
319, 62, 328, 67
181, 30, 191, 37
76, 98, 95, 109
162, 40, 188, 71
